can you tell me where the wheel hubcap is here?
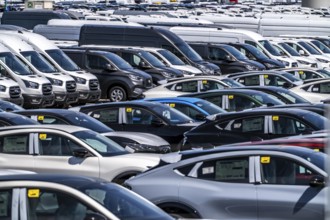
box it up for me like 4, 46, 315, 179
111, 89, 123, 102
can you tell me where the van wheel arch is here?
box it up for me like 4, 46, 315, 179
158, 202, 200, 219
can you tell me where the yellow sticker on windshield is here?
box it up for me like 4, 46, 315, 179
28, 189, 40, 198
228, 95, 234, 99
169, 103, 175, 108
314, 149, 320, 152
298, 70, 304, 74
261, 157, 270, 164
39, 134, 47, 140
37, 115, 44, 121
264, 75, 268, 78
202, 80, 208, 84
272, 116, 279, 121
126, 108, 132, 113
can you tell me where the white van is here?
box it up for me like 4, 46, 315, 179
0, 34, 78, 107
170, 27, 298, 68
1, 31, 101, 104
0, 42, 54, 108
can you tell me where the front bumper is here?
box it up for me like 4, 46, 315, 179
77, 89, 101, 104
23, 94, 55, 109
54, 91, 79, 105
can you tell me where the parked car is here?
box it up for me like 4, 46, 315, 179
235, 86, 311, 104
0, 173, 174, 220
143, 76, 241, 98
261, 103, 328, 116
189, 42, 266, 74
125, 145, 327, 219
0, 111, 39, 126
227, 70, 303, 88
0, 100, 25, 112
70, 101, 201, 151
144, 97, 226, 121
279, 67, 330, 81
180, 89, 285, 112
15, 109, 171, 154
290, 78, 330, 103
0, 125, 161, 184
229, 42, 285, 69
182, 108, 327, 149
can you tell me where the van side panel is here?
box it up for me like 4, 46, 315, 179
33, 25, 81, 41
79, 25, 126, 46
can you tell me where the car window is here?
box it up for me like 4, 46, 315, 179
168, 103, 201, 120
307, 82, 330, 93
125, 107, 157, 125
203, 95, 223, 108
38, 133, 83, 156
86, 54, 109, 70
196, 157, 249, 183
35, 115, 68, 125
264, 75, 287, 87
90, 109, 119, 124
271, 115, 310, 135
27, 189, 100, 219
0, 134, 30, 154
238, 75, 260, 86
200, 80, 225, 91
260, 156, 319, 185
169, 81, 198, 92
0, 189, 12, 219
221, 116, 265, 133
208, 47, 227, 60
228, 95, 257, 111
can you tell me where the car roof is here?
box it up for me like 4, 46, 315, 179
15, 108, 81, 117
0, 124, 88, 133
145, 97, 205, 103
227, 70, 289, 78
180, 88, 269, 97
71, 101, 167, 111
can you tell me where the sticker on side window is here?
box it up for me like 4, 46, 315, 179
28, 189, 40, 198
298, 71, 304, 74
37, 116, 44, 121
314, 149, 320, 152
169, 103, 175, 108
126, 108, 132, 113
202, 80, 208, 84
39, 134, 47, 140
228, 95, 234, 99
272, 116, 279, 121
202, 166, 214, 174
261, 156, 270, 164
264, 75, 268, 78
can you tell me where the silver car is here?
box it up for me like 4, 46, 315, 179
0, 125, 161, 184
125, 145, 327, 219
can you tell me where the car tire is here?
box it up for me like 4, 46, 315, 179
109, 86, 127, 102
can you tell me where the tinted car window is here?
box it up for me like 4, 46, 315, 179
272, 116, 308, 135
200, 80, 226, 91
90, 109, 119, 124
169, 103, 201, 119
222, 116, 265, 133
169, 81, 198, 92
0, 190, 12, 218
228, 95, 258, 111
86, 54, 109, 70
125, 107, 157, 125
0, 134, 29, 154
238, 75, 260, 86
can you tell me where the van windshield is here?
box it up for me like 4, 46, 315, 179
158, 49, 185, 65
223, 45, 248, 60
278, 43, 300, 56
0, 52, 33, 75
242, 44, 269, 59
21, 51, 58, 73
46, 49, 81, 71
298, 41, 322, 55
259, 40, 281, 56
139, 51, 166, 68
311, 40, 330, 53
175, 43, 203, 62
104, 52, 133, 70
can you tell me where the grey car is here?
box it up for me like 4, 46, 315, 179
125, 145, 327, 219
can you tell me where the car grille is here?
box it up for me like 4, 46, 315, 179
9, 86, 21, 98
145, 78, 153, 88
292, 62, 298, 67
89, 79, 99, 91
42, 83, 52, 95
66, 80, 77, 92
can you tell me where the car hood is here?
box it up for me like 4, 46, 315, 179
176, 121, 204, 127
102, 131, 170, 146
114, 152, 161, 165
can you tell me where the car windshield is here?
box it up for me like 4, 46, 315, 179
158, 49, 185, 65
220, 78, 245, 87
224, 45, 248, 60
139, 51, 166, 68
21, 51, 58, 73
79, 182, 173, 220
151, 105, 194, 124
282, 72, 302, 82
259, 40, 281, 56
279, 43, 300, 56
46, 49, 81, 71
243, 44, 269, 59
66, 112, 114, 133
103, 52, 133, 70
72, 130, 127, 156
194, 100, 226, 114
298, 41, 322, 55
311, 40, 330, 53
0, 52, 33, 75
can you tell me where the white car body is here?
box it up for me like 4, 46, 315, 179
290, 80, 330, 103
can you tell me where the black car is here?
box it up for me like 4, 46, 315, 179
0, 112, 38, 126
0, 100, 25, 112
260, 103, 329, 116
189, 43, 266, 74
180, 89, 285, 112
229, 43, 285, 69
235, 86, 311, 104
15, 109, 171, 153
70, 101, 201, 151
182, 108, 327, 149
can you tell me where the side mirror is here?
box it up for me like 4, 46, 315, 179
225, 55, 234, 62
139, 61, 150, 68
283, 82, 293, 89
309, 175, 325, 187
84, 213, 107, 220
299, 50, 306, 56
106, 64, 116, 71
73, 149, 90, 158
151, 118, 165, 127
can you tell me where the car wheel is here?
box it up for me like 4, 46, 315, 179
109, 86, 127, 102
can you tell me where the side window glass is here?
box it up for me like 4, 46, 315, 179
260, 156, 318, 185
125, 107, 156, 125
319, 82, 330, 93
27, 189, 100, 219
209, 47, 227, 60
90, 109, 119, 124
0, 190, 12, 219
132, 55, 142, 67
38, 133, 83, 156
171, 81, 198, 92
36, 115, 68, 125
200, 80, 224, 91
228, 95, 256, 111
272, 116, 308, 135
0, 134, 29, 154
228, 117, 264, 133
197, 157, 249, 183
170, 103, 200, 119
204, 96, 222, 108
86, 54, 108, 70
239, 75, 260, 86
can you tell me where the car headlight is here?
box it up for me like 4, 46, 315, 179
297, 60, 310, 65
0, 85, 6, 92
23, 80, 39, 89
317, 58, 329, 63
128, 74, 142, 81
161, 71, 173, 78
47, 77, 63, 86
246, 65, 258, 70
72, 76, 86, 84
125, 143, 171, 154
